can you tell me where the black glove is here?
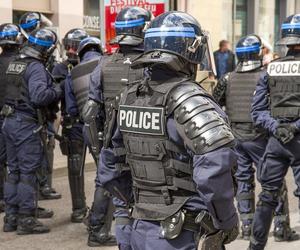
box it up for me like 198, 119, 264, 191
222, 224, 239, 244
274, 123, 299, 144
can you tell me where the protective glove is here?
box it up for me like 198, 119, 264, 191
274, 123, 299, 144
222, 223, 239, 244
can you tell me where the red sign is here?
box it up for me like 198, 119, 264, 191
104, 0, 167, 53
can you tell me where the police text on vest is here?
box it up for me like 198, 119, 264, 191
267, 61, 300, 76
119, 105, 164, 135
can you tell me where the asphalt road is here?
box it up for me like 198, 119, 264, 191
1, 163, 300, 250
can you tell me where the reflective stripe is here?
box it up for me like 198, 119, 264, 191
145, 31, 195, 38
28, 35, 53, 47
146, 27, 195, 33
20, 19, 38, 29
115, 18, 145, 28
281, 23, 300, 29
235, 45, 260, 53
0, 31, 18, 37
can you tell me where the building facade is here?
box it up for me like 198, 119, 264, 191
1, 0, 300, 52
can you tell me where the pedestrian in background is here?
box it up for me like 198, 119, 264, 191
214, 39, 235, 79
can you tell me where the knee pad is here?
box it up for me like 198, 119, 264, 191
258, 190, 280, 209
68, 154, 82, 175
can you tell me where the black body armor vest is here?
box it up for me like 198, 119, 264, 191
0, 53, 16, 108
71, 58, 99, 116
118, 78, 200, 221
226, 69, 262, 123
102, 51, 144, 147
268, 56, 300, 119
5, 57, 33, 105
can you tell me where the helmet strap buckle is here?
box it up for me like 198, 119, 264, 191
188, 35, 205, 53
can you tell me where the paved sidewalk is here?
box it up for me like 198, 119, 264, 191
1, 164, 300, 249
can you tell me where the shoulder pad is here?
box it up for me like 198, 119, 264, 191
169, 82, 235, 154
167, 81, 212, 114
6, 61, 28, 75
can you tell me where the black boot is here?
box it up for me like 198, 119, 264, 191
37, 206, 54, 219
241, 223, 252, 240
17, 215, 50, 235
273, 222, 300, 242
71, 207, 88, 223
3, 214, 18, 232
39, 184, 62, 200
88, 224, 117, 247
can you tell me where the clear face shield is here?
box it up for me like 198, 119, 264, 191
187, 30, 217, 77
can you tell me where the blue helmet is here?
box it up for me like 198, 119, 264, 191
114, 6, 153, 46
63, 28, 89, 51
235, 34, 263, 72
77, 37, 102, 59
0, 23, 22, 46
277, 14, 300, 45
235, 35, 263, 62
144, 11, 206, 64
19, 12, 41, 34
21, 28, 57, 61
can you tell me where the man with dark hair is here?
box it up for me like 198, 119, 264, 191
214, 39, 235, 79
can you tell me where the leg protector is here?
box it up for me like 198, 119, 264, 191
68, 153, 86, 211
0, 163, 5, 200
4, 172, 19, 215
18, 174, 38, 216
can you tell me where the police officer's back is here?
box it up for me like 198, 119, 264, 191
98, 11, 239, 249
82, 7, 152, 248
249, 14, 300, 249
0, 23, 22, 214
1, 28, 61, 235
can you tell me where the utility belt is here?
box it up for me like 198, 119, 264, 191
0, 104, 38, 123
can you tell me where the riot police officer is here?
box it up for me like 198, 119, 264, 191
65, 36, 117, 246
0, 23, 23, 213
19, 11, 53, 35
19, 11, 62, 201
213, 34, 297, 242
54, 28, 90, 223
1, 28, 62, 234
82, 7, 152, 248
98, 11, 239, 249
249, 14, 300, 249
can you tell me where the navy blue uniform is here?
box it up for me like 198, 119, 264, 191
250, 68, 300, 249
98, 88, 238, 249
3, 59, 60, 216
0, 49, 19, 209
87, 51, 137, 249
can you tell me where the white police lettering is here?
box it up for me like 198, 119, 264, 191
119, 105, 164, 135
6, 62, 27, 75
267, 61, 300, 76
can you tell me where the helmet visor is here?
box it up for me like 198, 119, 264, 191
144, 26, 205, 64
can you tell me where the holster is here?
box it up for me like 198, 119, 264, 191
195, 211, 225, 250
159, 210, 201, 240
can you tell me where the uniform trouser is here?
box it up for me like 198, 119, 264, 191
113, 197, 133, 250
251, 135, 300, 249
0, 117, 6, 201
2, 113, 43, 216
131, 220, 198, 250
235, 136, 290, 227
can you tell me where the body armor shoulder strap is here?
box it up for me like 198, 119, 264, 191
167, 81, 235, 154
